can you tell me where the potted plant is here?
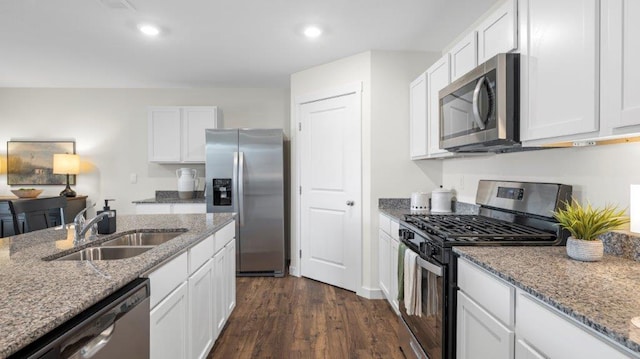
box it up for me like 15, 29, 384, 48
553, 200, 629, 262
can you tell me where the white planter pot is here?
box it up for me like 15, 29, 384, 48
566, 237, 604, 262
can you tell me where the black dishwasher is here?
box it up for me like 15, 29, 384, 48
11, 278, 150, 359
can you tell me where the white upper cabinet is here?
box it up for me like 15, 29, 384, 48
409, 73, 429, 159
426, 55, 452, 157
148, 106, 219, 163
519, 0, 599, 143
601, 0, 640, 135
449, 32, 478, 82
477, 0, 518, 64
148, 107, 182, 163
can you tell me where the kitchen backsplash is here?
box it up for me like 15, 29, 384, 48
601, 231, 640, 262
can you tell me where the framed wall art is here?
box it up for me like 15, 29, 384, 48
6, 141, 76, 185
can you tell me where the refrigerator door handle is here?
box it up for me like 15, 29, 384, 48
238, 151, 245, 226
233, 151, 239, 215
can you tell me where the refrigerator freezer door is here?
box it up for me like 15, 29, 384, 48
238, 129, 285, 275
206, 129, 238, 214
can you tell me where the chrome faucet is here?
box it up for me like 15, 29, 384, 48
73, 206, 109, 245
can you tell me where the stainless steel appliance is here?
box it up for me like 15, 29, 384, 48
398, 180, 572, 359
205, 128, 285, 277
14, 278, 150, 358
439, 53, 520, 152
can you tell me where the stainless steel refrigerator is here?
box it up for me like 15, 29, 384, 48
205, 129, 285, 277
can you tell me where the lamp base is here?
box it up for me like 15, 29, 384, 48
60, 185, 76, 197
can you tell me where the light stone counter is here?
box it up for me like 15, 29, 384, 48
0, 213, 234, 358
454, 246, 640, 355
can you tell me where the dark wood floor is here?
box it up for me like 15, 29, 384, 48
207, 276, 405, 359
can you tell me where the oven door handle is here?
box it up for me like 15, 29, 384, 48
416, 256, 443, 277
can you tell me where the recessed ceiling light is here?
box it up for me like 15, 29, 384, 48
303, 26, 323, 39
138, 24, 160, 37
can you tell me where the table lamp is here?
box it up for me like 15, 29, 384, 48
53, 154, 79, 197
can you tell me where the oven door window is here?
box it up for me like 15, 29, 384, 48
441, 69, 497, 140
401, 260, 444, 359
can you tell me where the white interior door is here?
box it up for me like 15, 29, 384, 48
299, 91, 361, 293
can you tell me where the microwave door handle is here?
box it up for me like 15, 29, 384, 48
472, 76, 487, 130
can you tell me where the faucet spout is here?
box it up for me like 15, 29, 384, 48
74, 212, 109, 245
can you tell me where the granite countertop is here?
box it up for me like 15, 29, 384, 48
0, 213, 234, 358
454, 246, 640, 355
132, 190, 205, 204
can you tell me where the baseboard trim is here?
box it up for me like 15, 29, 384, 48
357, 286, 385, 300
289, 265, 300, 277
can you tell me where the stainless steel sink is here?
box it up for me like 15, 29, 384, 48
55, 246, 153, 261
100, 231, 184, 247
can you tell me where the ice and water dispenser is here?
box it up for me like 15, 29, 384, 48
212, 179, 232, 206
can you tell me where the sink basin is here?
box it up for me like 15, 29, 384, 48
100, 231, 184, 247
55, 246, 152, 261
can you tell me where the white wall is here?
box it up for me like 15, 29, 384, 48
0, 88, 289, 215
290, 50, 441, 296
443, 143, 640, 213
369, 50, 442, 290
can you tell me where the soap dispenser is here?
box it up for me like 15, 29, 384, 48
97, 199, 116, 234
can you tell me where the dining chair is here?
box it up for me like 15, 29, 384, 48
8, 196, 68, 234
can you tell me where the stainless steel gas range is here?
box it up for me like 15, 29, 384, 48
398, 180, 573, 359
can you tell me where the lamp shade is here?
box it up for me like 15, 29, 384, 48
53, 154, 80, 175
632, 185, 640, 234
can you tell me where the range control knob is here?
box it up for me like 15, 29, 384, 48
399, 229, 414, 240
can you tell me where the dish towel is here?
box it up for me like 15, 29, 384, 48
403, 249, 422, 317
425, 271, 439, 317
397, 242, 407, 301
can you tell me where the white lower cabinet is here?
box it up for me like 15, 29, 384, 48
213, 248, 227, 334
151, 282, 189, 359
149, 220, 236, 359
516, 290, 633, 359
378, 213, 400, 314
458, 257, 639, 359
188, 259, 214, 359
225, 238, 237, 315
389, 236, 399, 312
378, 229, 391, 299
457, 291, 514, 359
515, 338, 546, 359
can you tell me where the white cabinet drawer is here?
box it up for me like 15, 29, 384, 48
189, 235, 214, 274
516, 291, 632, 359
215, 221, 235, 253
378, 213, 391, 235
458, 258, 514, 327
149, 252, 189, 308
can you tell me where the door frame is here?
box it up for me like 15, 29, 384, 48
291, 82, 363, 294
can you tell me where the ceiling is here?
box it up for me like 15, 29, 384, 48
0, 0, 498, 88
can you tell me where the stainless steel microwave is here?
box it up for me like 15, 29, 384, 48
439, 53, 520, 152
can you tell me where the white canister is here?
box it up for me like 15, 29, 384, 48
431, 187, 453, 213
177, 168, 199, 199
411, 192, 430, 212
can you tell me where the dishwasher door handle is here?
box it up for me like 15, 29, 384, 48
76, 323, 116, 358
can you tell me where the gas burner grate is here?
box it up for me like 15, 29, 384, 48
404, 214, 556, 242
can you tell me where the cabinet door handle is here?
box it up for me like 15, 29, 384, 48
346, 201, 355, 206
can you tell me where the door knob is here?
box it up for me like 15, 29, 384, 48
346, 201, 354, 206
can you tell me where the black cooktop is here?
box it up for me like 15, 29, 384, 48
403, 214, 556, 243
